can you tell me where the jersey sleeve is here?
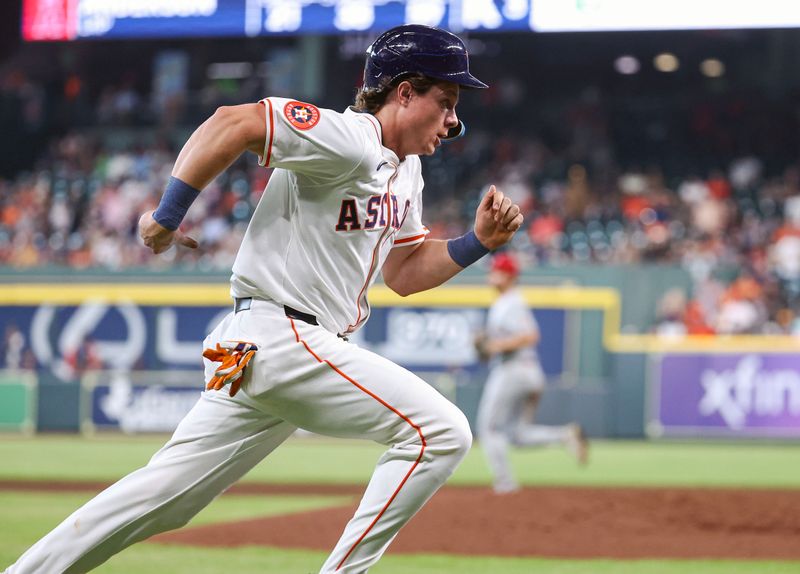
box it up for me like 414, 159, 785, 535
393, 158, 429, 248
257, 97, 367, 180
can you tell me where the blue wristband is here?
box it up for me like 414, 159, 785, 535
153, 177, 201, 231
447, 230, 490, 268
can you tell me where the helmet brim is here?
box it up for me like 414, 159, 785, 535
418, 68, 488, 90
455, 73, 488, 89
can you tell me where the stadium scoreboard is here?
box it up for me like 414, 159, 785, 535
22, 0, 533, 41
23, 0, 800, 41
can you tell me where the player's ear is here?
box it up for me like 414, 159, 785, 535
396, 81, 414, 106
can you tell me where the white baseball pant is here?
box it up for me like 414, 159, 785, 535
5, 298, 472, 574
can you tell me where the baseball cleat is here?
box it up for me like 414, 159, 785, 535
566, 423, 589, 465
493, 480, 521, 495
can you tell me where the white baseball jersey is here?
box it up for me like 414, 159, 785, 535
486, 288, 539, 365
230, 97, 428, 335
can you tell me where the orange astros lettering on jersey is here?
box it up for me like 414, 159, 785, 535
284, 101, 320, 130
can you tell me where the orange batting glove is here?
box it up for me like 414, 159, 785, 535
202, 341, 258, 397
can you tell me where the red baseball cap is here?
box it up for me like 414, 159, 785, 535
490, 253, 520, 276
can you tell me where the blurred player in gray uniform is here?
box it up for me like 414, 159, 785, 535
5, 25, 525, 574
475, 252, 588, 494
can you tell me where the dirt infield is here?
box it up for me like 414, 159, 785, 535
5, 481, 800, 559
156, 484, 800, 559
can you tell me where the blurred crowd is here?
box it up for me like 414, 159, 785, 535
0, 132, 266, 271
2, 126, 799, 335
427, 129, 800, 336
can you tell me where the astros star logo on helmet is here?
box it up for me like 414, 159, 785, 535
285, 101, 320, 130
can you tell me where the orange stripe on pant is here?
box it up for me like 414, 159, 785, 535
288, 318, 427, 571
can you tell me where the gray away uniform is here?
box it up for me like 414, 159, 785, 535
476, 288, 572, 493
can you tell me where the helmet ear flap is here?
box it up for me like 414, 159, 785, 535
442, 120, 466, 141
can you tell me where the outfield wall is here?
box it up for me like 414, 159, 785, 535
1, 280, 800, 439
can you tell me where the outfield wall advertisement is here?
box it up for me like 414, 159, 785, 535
0, 372, 37, 433
650, 354, 800, 438
89, 379, 201, 433
2, 302, 565, 376
2, 293, 566, 432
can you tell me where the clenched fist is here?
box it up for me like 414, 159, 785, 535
138, 210, 198, 254
473, 186, 523, 250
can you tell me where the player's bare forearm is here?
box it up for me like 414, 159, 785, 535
381, 239, 462, 296
139, 104, 266, 255
172, 103, 266, 189
383, 187, 524, 296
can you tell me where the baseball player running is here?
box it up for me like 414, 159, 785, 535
5, 26, 523, 574
475, 252, 588, 494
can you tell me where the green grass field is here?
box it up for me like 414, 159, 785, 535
1, 435, 799, 573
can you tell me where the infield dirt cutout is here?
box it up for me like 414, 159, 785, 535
155, 484, 800, 559
5, 481, 800, 559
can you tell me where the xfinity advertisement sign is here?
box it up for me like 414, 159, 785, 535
650, 354, 800, 438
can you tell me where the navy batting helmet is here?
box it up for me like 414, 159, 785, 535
363, 25, 487, 140
363, 24, 488, 91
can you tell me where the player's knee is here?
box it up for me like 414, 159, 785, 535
421, 411, 471, 485
437, 408, 473, 458
456, 411, 474, 453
